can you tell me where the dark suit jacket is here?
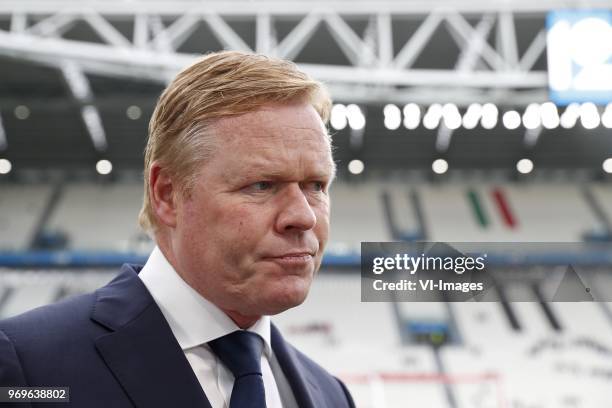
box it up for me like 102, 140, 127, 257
0, 264, 355, 408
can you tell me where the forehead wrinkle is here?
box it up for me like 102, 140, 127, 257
236, 151, 333, 180
233, 126, 328, 147
209, 105, 334, 181
214, 110, 327, 143
221, 123, 330, 159
220, 140, 334, 184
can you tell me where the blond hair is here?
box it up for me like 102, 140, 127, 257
139, 51, 332, 233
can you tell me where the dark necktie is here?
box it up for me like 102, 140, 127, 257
208, 331, 267, 408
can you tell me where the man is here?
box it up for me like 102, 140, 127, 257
0, 51, 355, 408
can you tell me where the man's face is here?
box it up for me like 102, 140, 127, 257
171, 102, 334, 319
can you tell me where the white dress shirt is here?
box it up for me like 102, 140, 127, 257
139, 246, 289, 408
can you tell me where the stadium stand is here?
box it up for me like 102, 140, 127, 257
46, 182, 146, 250
0, 184, 54, 250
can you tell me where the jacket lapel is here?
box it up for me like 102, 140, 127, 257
91, 265, 212, 408
271, 324, 329, 408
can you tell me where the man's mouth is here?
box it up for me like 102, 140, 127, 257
264, 252, 314, 264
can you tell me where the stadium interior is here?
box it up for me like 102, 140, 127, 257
1, 1, 612, 407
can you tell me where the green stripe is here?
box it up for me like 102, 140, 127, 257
467, 190, 489, 228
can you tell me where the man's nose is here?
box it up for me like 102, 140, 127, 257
275, 184, 317, 233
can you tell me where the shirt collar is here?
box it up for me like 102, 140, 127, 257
138, 246, 272, 356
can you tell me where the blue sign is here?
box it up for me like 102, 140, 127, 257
547, 10, 612, 105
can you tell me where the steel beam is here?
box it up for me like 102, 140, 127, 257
203, 13, 252, 52
275, 12, 322, 60
1, 1, 609, 15
0, 113, 7, 150
498, 11, 519, 70
0, 5, 561, 105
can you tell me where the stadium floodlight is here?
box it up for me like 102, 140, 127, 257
579, 102, 600, 129
516, 158, 534, 174
522, 103, 541, 130
560, 102, 580, 128
0, 159, 13, 174
423, 103, 442, 130
0, 158, 11, 174
330, 104, 348, 130
126, 105, 142, 120
601, 103, 612, 128
14, 105, 30, 120
502, 110, 521, 130
603, 158, 612, 174
403, 103, 421, 130
348, 159, 364, 175
540, 102, 560, 129
480, 103, 498, 129
432, 158, 448, 174
346, 104, 366, 130
462, 103, 482, 130
442, 103, 461, 130
96, 159, 113, 175
383, 104, 401, 130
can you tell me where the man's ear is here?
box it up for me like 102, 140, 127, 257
149, 161, 178, 228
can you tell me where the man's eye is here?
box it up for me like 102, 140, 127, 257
251, 181, 272, 191
310, 181, 325, 192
